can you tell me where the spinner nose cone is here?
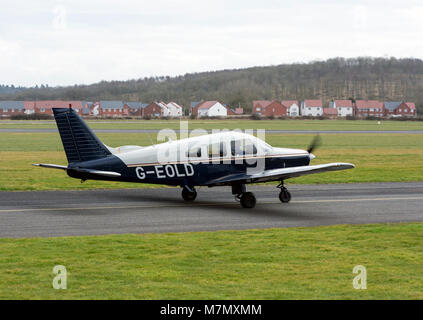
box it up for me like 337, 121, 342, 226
309, 153, 316, 160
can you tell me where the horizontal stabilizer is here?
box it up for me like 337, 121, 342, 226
32, 163, 67, 170
33, 163, 121, 178
72, 168, 121, 178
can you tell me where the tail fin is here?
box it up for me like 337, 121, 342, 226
53, 108, 111, 163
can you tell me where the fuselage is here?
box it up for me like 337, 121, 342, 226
67, 132, 310, 187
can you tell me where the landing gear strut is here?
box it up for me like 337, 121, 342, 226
232, 184, 256, 208
277, 181, 291, 203
182, 186, 197, 201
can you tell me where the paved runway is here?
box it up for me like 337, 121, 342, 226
1, 128, 423, 134
1, 182, 423, 238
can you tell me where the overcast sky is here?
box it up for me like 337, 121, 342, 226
1, 0, 423, 86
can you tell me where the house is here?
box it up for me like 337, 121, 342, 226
281, 100, 299, 117
144, 101, 168, 117
301, 100, 323, 117
330, 100, 354, 117
323, 107, 338, 118
227, 107, 244, 116
89, 102, 101, 116
191, 101, 227, 117
190, 101, 203, 115
384, 101, 417, 118
166, 102, 184, 117
252, 100, 270, 115
81, 101, 93, 117
23, 101, 83, 115
98, 101, 126, 117
0, 101, 25, 117
252, 100, 287, 117
355, 100, 383, 118
124, 101, 145, 117
405, 102, 417, 117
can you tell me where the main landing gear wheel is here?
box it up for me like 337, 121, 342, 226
182, 187, 197, 201
240, 192, 256, 208
279, 188, 291, 203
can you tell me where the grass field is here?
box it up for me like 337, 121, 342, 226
1, 118, 423, 131
1, 120, 422, 300
0, 131, 423, 191
0, 223, 422, 299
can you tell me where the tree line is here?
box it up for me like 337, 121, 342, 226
1, 57, 423, 113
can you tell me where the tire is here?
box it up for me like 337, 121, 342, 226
279, 189, 291, 203
182, 187, 197, 201
240, 192, 256, 208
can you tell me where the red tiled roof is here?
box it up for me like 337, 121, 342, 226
197, 101, 222, 110
253, 100, 273, 109
281, 100, 298, 108
24, 100, 83, 110
355, 100, 383, 109
406, 102, 416, 110
253, 100, 280, 109
323, 108, 338, 115
334, 100, 353, 107
304, 99, 322, 107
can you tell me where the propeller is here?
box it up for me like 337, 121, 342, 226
307, 134, 322, 154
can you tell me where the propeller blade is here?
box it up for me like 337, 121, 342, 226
307, 134, 322, 154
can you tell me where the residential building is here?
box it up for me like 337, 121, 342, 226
355, 100, 383, 117
81, 101, 93, 116
281, 100, 299, 117
252, 100, 287, 117
97, 101, 127, 117
227, 107, 244, 116
384, 101, 417, 118
323, 107, 338, 118
330, 100, 354, 117
0, 101, 25, 117
405, 102, 417, 117
124, 101, 145, 117
191, 101, 227, 117
23, 101, 83, 115
144, 101, 168, 117
166, 102, 184, 117
301, 100, 323, 116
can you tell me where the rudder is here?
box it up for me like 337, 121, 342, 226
53, 108, 111, 163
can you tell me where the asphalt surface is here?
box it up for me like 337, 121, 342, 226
1, 182, 423, 238
1, 128, 423, 134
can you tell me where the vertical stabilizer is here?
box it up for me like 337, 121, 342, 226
53, 108, 111, 163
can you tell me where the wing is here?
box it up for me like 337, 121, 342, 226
204, 163, 354, 186
33, 163, 121, 178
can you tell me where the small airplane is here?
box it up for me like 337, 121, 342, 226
34, 107, 354, 208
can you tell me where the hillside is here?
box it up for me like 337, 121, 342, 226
1, 57, 423, 113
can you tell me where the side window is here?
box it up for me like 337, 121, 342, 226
208, 142, 226, 158
231, 139, 257, 156
186, 144, 202, 158
244, 139, 257, 155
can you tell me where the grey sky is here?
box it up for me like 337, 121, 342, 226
1, 0, 422, 86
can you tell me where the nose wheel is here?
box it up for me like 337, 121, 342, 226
182, 186, 197, 201
277, 182, 291, 203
